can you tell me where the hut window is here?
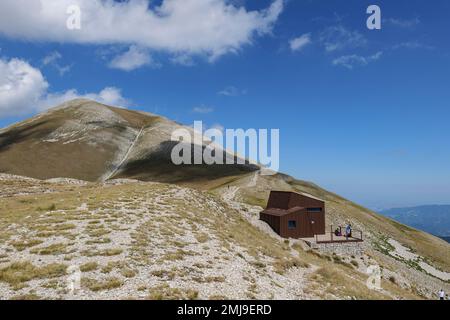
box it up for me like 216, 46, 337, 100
288, 220, 297, 229
307, 207, 322, 213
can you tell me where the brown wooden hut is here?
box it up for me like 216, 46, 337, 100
260, 191, 326, 238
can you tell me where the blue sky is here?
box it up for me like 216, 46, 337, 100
0, 0, 449, 209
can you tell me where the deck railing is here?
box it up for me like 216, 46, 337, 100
314, 225, 363, 244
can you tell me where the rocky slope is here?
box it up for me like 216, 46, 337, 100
0, 174, 433, 300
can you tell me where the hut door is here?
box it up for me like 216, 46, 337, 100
310, 215, 320, 235
307, 208, 323, 235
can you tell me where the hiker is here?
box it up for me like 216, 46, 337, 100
439, 289, 445, 300
345, 223, 352, 240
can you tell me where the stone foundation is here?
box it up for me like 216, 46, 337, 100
310, 241, 364, 256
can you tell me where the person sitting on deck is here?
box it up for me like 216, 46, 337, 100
345, 224, 352, 240
335, 227, 342, 237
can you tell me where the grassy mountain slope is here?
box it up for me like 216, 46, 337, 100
0, 174, 421, 300
211, 172, 450, 280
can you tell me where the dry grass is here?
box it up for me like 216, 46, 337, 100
30, 243, 72, 255
10, 293, 41, 300
81, 248, 123, 257
10, 239, 43, 251
82, 277, 123, 291
0, 262, 67, 288
147, 284, 199, 300
273, 257, 309, 274
80, 262, 99, 272
121, 268, 137, 278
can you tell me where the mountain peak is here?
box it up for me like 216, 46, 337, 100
45, 98, 111, 113
0, 99, 258, 183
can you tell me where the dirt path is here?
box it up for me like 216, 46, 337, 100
247, 170, 259, 187
222, 170, 260, 203
222, 186, 240, 203
101, 126, 144, 181
388, 238, 450, 281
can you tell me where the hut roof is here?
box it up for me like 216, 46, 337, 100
261, 206, 304, 216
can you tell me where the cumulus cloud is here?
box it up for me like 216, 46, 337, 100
0, 58, 49, 116
109, 46, 159, 71
319, 25, 367, 52
0, 57, 129, 117
289, 33, 311, 52
41, 87, 130, 110
0, 0, 284, 62
333, 52, 383, 69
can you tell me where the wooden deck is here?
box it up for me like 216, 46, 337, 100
315, 233, 363, 243
302, 227, 364, 244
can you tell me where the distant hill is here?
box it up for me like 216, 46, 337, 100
379, 205, 450, 237
441, 237, 450, 243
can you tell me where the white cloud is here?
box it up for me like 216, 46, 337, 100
319, 25, 367, 52
88, 87, 129, 107
393, 41, 433, 50
0, 58, 49, 116
0, 0, 284, 62
210, 123, 224, 133
42, 51, 62, 66
109, 46, 158, 71
386, 17, 420, 28
171, 54, 195, 67
218, 86, 246, 97
332, 51, 383, 69
289, 33, 311, 52
40, 87, 130, 110
42, 51, 72, 76
192, 106, 214, 114
0, 57, 129, 117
